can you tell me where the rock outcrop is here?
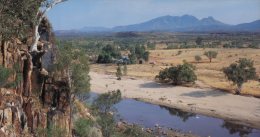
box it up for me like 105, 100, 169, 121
0, 18, 71, 137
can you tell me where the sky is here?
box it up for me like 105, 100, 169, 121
47, 0, 260, 30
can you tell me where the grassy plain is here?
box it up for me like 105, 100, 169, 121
91, 48, 260, 97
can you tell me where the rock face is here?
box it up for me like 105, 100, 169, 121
0, 18, 71, 137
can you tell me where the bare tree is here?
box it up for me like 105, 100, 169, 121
30, 0, 67, 52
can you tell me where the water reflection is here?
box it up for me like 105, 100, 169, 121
160, 106, 195, 122
222, 121, 253, 137
85, 93, 260, 137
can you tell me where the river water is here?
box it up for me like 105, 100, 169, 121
86, 92, 260, 137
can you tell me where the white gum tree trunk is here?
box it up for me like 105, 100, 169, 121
30, 0, 67, 52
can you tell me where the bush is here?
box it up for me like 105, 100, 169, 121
116, 65, 122, 80
156, 62, 197, 85
123, 125, 150, 137
223, 58, 257, 94
97, 53, 113, 63
97, 44, 121, 64
74, 118, 94, 137
93, 90, 122, 137
194, 55, 202, 63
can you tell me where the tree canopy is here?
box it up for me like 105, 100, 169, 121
223, 58, 257, 94
204, 51, 218, 62
156, 62, 197, 85
0, 0, 42, 40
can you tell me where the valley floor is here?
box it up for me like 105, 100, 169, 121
90, 71, 260, 129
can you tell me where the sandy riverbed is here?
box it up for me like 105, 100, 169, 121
90, 72, 260, 129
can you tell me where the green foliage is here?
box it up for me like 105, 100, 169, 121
123, 125, 150, 137
223, 58, 257, 94
195, 55, 202, 63
0, 0, 42, 40
147, 42, 156, 50
204, 51, 218, 62
129, 53, 137, 64
97, 44, 121, 63
97, 53, 113, 63
156, 62, 197, 85
93, 90, 122, 114
129, 45, 150, 64
92, 90, 122, 137
97, 114, 115, 137
0, 65, 11, 87
74, 118, 94, 137
54, 42, 90, 94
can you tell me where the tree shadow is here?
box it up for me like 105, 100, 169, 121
180, 90, 228, 98
222, 121, 253, 137
139, 82, 173, 88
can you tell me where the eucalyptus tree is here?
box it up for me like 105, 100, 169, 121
223, 58, 257, 94
30, 0, 67, 52
204, 51, 218, 63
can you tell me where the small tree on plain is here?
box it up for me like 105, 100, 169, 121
223, 58, 257, 95
116, 65, 122, 80
204, 51, 218, 63
194, 55, 202, 63
123, 64, 127, 76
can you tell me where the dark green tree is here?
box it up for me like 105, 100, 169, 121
96, 44, 121, 63
156, 62, 197, 85
223, 58, 257, 94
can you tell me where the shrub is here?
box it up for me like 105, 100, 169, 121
156, 62, 197, 85
97, 53, 113, 63
0, 65, 11, 87
93, 90, 122, 137
223, 58, 257, 94
204, 51, 218, 63
74, 118, 94, 137
123, 125, 150, 137
194, 55, 202, 63
116, 65, 122, 80
176, 50, 182, 56
97, 44, 121, 64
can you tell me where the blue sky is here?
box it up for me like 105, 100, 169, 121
47, 0, 260, 30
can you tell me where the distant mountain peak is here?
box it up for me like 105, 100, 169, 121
59, 15, 260, 33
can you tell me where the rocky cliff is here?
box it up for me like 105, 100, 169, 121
0, 17, 71, 137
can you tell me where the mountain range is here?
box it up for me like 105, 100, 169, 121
55, 15, 260, 34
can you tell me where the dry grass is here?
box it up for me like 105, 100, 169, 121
91, 48, 260, 97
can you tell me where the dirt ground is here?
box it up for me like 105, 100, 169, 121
90, 72, 260, 129
91, 48, 260, 97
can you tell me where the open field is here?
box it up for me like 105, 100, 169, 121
91, 48, 260, 97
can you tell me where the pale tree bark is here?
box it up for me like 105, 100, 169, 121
30, 0, 67, 52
